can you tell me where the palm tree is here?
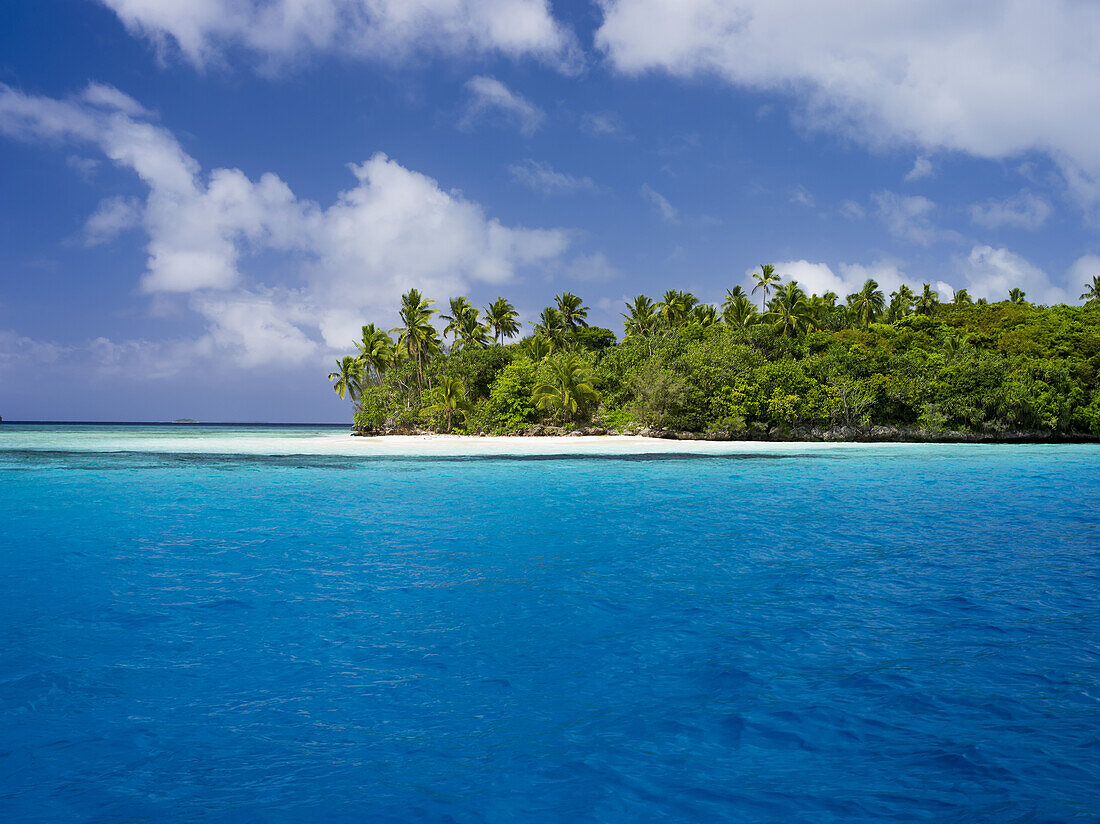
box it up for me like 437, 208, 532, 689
658, 289, 698, 328
691, 304, 719, 327
723, 293, 759, 328
752, 264, 781, 312
943, 334, 974, 359
421, 376, 473, 433
764, 281, 815, 336
952, 288, 973, 306
915, 283, 939, 316
622, 294, 659, 341
848, 279, 886, 328
721, 286, 750, 321
328, 356, 364, 405
532, 354, 600, 423
392, 288, 439, 391
440, 297, 476, 346
555, 292, 590, 329
535, 306, 567, 350
522, 336, 553, 361
484, 297, 520, 345
888, 285, 916, 321
355, 323, 394, 386
1008, 288, 1027, 305
1080, 275, 1100, 304
456, 311, 491, 350
808, 293, 837, 327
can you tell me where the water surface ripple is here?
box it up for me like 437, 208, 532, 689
1, 426, 1098, 822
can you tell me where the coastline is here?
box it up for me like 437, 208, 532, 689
2, 423, 1097, 458
352, 424, 1100, 445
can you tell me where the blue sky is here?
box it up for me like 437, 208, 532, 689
2, 0, 1099, 422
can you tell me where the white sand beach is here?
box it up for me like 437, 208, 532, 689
0, 425, 939, 457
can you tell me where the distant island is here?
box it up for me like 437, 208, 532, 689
328, 268, 1100, 442
172, 419, 198, 424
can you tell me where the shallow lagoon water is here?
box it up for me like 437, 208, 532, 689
1, 425, 1099, 822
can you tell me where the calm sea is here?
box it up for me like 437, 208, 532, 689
2, 425, 1098, 822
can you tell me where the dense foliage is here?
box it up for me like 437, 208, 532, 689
329, 276, 1100, 438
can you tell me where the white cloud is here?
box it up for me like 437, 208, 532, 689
0, 82, 572, 369
460, 76, 545, 136
958, 245, 1070, 304
596, 0, 1100, 210
767, 259, 911, 300
99, 0, 580, 72
508, 159, 600, 194
904, 156, 934, 182
83, 196, 143, 246
1068, 255, 1100, 299
789, 185, 814, 207
968, 190, 1052, 230
872, 191, 959, 245
641, 183, 679, 223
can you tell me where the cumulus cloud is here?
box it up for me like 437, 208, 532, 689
99, 0, 580, 72
641, 183, 679, 223
596, 0, 1100, 210
968, 190, 1052, 230
764, 248, 1088, 306
768, 259, 911, 300
958, 245, 1070, 304
460, 76, 545, 136
508, 159, 600, 195
0, 82, 571, 369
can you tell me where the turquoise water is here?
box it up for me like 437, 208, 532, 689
1, 425, 1099, 822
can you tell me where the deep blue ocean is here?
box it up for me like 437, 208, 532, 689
2, 425, 1099, 822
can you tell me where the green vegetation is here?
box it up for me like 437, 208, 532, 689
329, 277, 1100, 439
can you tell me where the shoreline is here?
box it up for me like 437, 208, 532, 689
2, 425, 1097, 458
352, 425, 1100, 445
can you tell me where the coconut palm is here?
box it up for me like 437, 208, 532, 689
484, 297, 521, 344
421, 376, 473, 433
522, 336, 553, 361
532, 354, 600, 423
692, 304, 719, 327
456, 310, 491, 350
658, 289, 698, 328
952, 288, 973, 306
535, 306, 568, 350
752, 264, 781, 312
888, 285, 916, 321
440, 297, 476, 346
723, 293, 759, 328
721, 286, 749, 319
555, 292, 590, 329
764, 281, 815, 336
328, 356, 364, 404
943, 334, 974, 359
915, 283, 939, 316
392, 288, 439, 391
622, 294, 660, 342
1080, 275, 1100, 304
848, 278, 886, 328
1008, 288, 1027, 305
355, 323, 394, 386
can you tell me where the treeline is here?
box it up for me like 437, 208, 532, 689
329, 270, 1100, 437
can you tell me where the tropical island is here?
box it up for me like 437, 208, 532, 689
329, 268, 1100, 441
